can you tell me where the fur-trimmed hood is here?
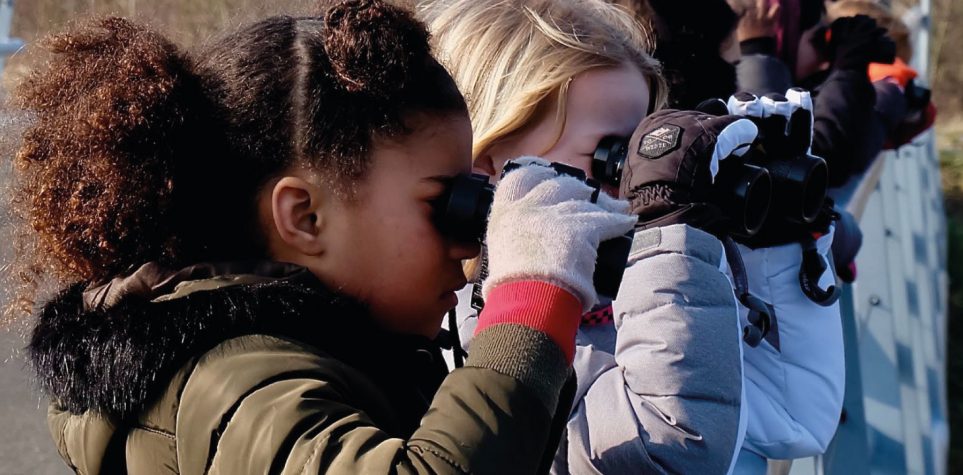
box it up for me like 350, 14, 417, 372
28, 261, 446, 421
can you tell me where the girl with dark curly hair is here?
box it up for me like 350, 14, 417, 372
7, 0, 636, 472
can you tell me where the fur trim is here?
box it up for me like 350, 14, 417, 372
28, 266, 437, 421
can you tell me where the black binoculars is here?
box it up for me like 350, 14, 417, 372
742, 102, 830, 229
432, 161, 632, 301
906, 80, 932, 111
593, 135, 774, 238
592, 99, 830, 238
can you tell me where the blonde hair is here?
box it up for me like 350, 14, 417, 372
418, 0, 667, 159
827, 0, 913, 62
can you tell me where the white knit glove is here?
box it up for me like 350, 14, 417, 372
727, 88, 811, 119
727, 88, 814, 153
482, 157, 637, 312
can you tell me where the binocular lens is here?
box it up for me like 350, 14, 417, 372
742, 167, 773, 235
763, 154, 828, 224
714, 163, 772, 236
801, 159, 828, 223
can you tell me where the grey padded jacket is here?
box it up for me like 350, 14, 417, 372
445, 224, 746, 474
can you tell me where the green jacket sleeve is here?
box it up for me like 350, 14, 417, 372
174, 330, 569, 475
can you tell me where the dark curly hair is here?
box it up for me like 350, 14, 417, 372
5, 0, 466, 318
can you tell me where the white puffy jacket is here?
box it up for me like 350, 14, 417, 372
733, 227, 846, 473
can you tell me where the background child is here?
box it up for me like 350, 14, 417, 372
590, 2, 850, 471
827, 0, 937, 150
734, 0, 896, 184
419, 0, 750, 472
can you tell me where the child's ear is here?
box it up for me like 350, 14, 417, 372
271, 176, 326, 257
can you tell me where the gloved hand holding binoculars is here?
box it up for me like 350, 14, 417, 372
431, 87, 839, 346
723, 89, 836, 243
432, 158, 635, 309
591, 88, 840, 338
723, 89, 842, 307
812, 14, 897, 72
608, 108, 763, 237
593, 88, 833, 244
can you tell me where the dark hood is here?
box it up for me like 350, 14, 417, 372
28, 261, 445, 421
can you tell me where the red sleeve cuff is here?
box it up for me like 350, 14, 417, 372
474, 281, 581, 363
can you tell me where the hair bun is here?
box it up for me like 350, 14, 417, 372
12, 16, 216, 287
321, 0, 430, 98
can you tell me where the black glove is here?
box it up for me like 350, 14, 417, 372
820, 15, 896, 71
619, 109, 759, 235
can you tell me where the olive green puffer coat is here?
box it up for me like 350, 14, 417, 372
29, 262, 574, 474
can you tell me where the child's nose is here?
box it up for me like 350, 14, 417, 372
449, 239, 481, 261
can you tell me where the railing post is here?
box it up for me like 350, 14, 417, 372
0, 0, 24, 75
821, 286, 873, 475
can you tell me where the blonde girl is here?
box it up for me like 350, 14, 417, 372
420, 0, 748, 473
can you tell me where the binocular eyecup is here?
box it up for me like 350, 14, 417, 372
592, 136, 629, 188
433, 173, 493, 244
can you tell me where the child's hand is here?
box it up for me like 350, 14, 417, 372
482, 158, 636, 312
736, 0, 780, 43
619, 110, 759, 235
825, 15, 896, 71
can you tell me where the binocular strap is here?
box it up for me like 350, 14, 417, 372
720, 236, 776, 349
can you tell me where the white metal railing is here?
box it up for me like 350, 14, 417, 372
784, 130, 946, 475
782, 0, 947, 472
810, 131, 947, 475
